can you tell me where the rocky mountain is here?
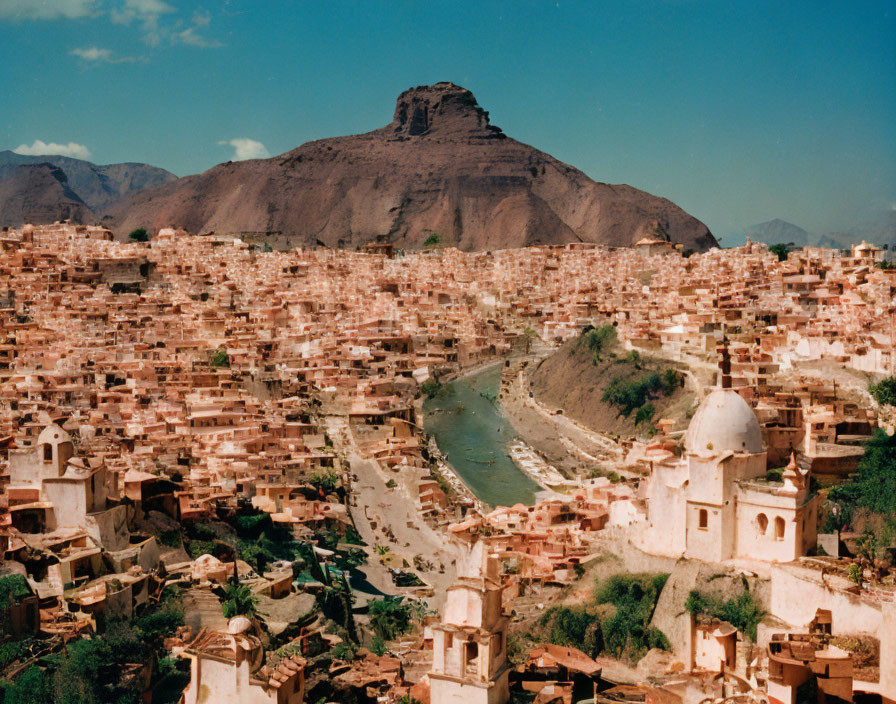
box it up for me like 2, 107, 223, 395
0, 150, 176, 219
0, 164, 95, 228
109, 82, 717, 251
745, 219, 811, 247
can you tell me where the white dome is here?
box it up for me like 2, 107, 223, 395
684, 389, 763, 455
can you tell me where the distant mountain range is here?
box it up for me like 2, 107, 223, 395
0, 163, 95, 227
746, 212, 896, 250
0, 150, 176, 228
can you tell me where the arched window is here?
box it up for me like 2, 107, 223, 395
774, 516, 786, 541
698, 509, 708, 530
757, 513, 769, 535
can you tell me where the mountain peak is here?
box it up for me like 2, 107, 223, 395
387, 82, 504, 138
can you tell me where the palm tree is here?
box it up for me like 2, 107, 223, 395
222, 582, 258, 619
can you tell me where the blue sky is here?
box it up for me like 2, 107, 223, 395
2, 0, 895, 239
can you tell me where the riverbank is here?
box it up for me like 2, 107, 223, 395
422, 364, 541, 507
499, 352, 633, 480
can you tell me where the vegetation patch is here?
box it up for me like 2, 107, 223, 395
602, 368, 683, 419
581, 324, 616, 361
869, 376, 896, 407
685, 588, 765, 641
0, 587, 185, 704
0, 575, 31, 609
768, 243, 790, 261
533, 605, 604, 658
594, 573, 670, 661
828, 430, 896, 520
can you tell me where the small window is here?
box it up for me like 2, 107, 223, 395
698, 509, 708, 530
445, 632, 453, 648
757, 513, 769, 535
42, 444, 53, 463
464, 641, 479, 673
774, 517, 786, 541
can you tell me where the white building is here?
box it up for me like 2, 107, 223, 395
643, 387, 818, 563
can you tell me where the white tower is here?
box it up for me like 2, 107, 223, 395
430, 540, 510, 704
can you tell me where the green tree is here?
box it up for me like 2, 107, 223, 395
367, 597, 413, 641
221, 582, 258, 619
423, 233, 441, 248
582, 325, 616, 359
536, 605, 603, 658
1, 666, 53, 704
310, 470, 339, 494
661, 368, 683, 395
685, 589, 765, 641
594, 574, 669, 660
869, 377, 896, 407
210, 347, 230, 368
768, 243, 791, 261
635, 402, 655, 426
128, 228, 149, 242
829, 430, 896, 517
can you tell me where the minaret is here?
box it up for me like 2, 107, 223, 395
429, 540, 510, 704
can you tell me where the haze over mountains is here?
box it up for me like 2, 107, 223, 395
745, 212, 896, 250
0, 150, 176, 228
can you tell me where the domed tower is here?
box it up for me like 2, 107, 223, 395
680, 388, 768, 562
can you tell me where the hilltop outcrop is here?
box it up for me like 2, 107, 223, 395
109, 82, 717, 251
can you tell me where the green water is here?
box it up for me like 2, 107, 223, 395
423, 365, 540, 507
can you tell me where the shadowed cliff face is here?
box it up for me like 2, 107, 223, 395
109, 82, 717, 252
385, 82, 505, 138
0, 164, 95, 227
0, 150, 177, 215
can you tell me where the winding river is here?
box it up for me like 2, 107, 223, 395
423, 364, 540, 507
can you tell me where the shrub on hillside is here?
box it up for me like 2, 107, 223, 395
594, 573, 670, 661
582, 325, 616, 359
869, 377, 896, 407
685, 589, 765, 641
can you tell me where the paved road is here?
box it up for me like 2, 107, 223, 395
325, 415, 459, 607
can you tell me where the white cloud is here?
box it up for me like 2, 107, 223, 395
2, 0, 224, 51
110, 0, 174, 28
0, 0, 97, 20
169, 10, 221, 47
171, 25, 221, 47
13, 140, 92, 160
219, 139, 270, 161
71, 46, 112, 61
70, 45, 136, 63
